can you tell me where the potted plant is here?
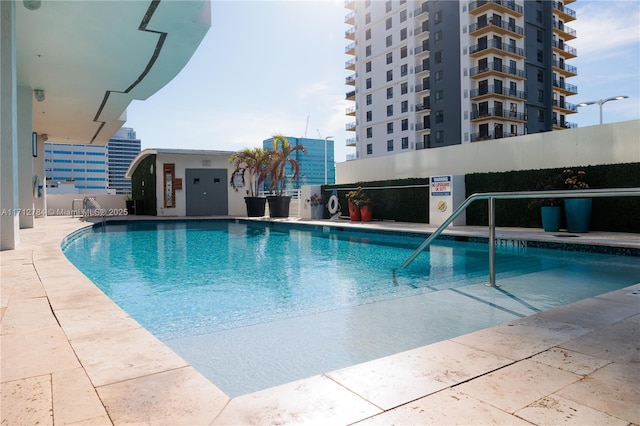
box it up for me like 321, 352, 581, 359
265, 134, 307, 218
307, 193, 325, 219
529, 173, 564, 232
345, 186, 373, 222
229, 147, 270, 217
562, 168, 591, 233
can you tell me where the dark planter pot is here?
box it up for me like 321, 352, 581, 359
267, 195, 291, 218
564, 198, 592, 233
360, 205, 373, 222
244, 197, 267, 217
125, 200, 135, 215
348, 201, 361, 222
540, 205, 561, 232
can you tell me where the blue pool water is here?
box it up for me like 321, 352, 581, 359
63, 220, 640, 396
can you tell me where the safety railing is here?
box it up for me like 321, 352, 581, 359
258, 189, 302, 218
398, 188, 640, 286
82, 196, 107, 227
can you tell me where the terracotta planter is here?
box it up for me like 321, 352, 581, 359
348, 201, 361, 221
360, 205, 373, 222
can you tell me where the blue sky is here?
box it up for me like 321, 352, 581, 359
126, 0, 640, 162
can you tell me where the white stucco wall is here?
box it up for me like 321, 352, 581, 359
155, 152, 245, 217
336, 120, 640, 183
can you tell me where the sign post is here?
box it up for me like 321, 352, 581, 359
429, 175, 466, 226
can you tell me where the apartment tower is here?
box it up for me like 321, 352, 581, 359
344, 0, 578, 159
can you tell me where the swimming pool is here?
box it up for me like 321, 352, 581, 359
62, 220, 640, 396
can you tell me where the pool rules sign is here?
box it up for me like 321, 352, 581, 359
429, 175, 466, 226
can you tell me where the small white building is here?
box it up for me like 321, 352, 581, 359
126, 148, 246, 216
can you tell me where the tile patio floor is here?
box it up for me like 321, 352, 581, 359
1, 216, 638, 425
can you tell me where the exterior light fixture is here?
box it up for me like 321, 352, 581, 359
33, 89, 45, 102
23, 0, 41, 10
577, 96, 629, 125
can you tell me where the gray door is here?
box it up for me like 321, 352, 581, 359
185, 169, 228, 216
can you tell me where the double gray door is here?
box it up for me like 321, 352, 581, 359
185, 169, 228, 216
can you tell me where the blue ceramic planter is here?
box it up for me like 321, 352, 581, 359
540, 206, 562, 232
564, 198, 592, 233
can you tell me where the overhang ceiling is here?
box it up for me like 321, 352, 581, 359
16, 0, 211, 145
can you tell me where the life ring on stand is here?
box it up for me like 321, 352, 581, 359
327, 195, 340, 215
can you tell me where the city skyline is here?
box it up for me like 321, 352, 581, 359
126, 0, 640, 163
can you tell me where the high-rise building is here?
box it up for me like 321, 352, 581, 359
107, 127, 141, 194
262, 136, 335, 190
344, 0, 578, 159
44, 143, 109, 193
44, 127, 141, 194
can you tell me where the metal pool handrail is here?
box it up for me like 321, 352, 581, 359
398, 187, 640, 286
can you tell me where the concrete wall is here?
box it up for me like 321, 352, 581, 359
336, 120, 640, 183
47, 194, 126, 216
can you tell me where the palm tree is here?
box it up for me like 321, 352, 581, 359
228, 147, 270, 197
267, 134, 307, 196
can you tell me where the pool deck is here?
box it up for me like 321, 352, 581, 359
1, 215, 639, 425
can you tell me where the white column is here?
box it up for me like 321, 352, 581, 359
18, 86, 35, 228
0, 0, 20, 250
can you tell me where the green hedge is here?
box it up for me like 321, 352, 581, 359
327, 162, 639, 232
465, 163, 640, 232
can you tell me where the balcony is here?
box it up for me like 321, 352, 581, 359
346, 122, 356, 132
344, 0, 355, 10
552, 20, 577, 40
552, 1, 577, 22
552, 59, 577, 77
345, 27, 355, 40
552, 40, 577, 59
415, 21, 430, 38
345, 73, 356, 86
470, 107, 526, 121
471, 130, 523, 142
415, 63, 430, 75
345, 137, 356, 147
470, 85, 526, 100
416, 122, 431, 131
344, 11, 355, 25
469, 61, 525, 79
553, 119, 578, 130
414, 4, 427, 17
345, 58, 355, 70
468, 0, 524, 17
552, 80, 578, 95
345, 41, 356, 55
552, 100, 578, 113
345, 90, 355, 100
469, 39, 524, 58
345, 105, 356, 116
469, 19, 524, 38
416, 83, 430, 94
416, 101, 431, 112
415, 43, 430, 57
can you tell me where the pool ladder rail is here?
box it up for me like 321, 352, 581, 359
398, 187, 640, 287
81, 196, 107, 227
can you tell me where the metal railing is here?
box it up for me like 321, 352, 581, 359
258, 189, 302, 218
398, 188, 640, 286
82, 196, 107, 226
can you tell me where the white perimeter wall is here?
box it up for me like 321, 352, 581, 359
337, 120, 640, 183
155, 153, 245, 217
